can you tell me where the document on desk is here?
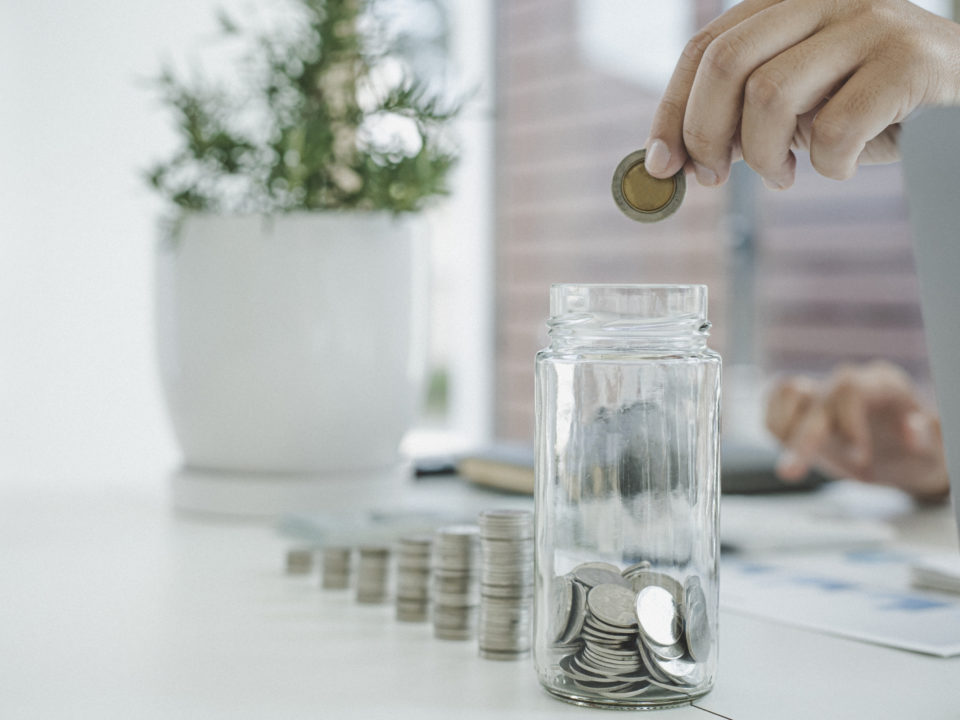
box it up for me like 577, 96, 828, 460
722, 549, 960, 657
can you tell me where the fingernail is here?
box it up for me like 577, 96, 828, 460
694, 163, 717, 186
645, 139, 671, 175
847, 445, 869, 466
776, 450, 804, 479
905, 412, 935, 451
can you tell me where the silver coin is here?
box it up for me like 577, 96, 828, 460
582, 646, 642, 665
628, 570, 683, 599
643, 637, 686, 661
682, 576, 711, 662
588, 583, 639, 628
396, 606, 429, 622
478, 513, 533, 660
355, 546, 392, 604
558, 578, 588, 645
321, 547, 351, 561
576, 561, 622, 573
321, 574, 350, 590
395, 535, 432, 618
438, 524, 480, 538
285, 547, 314, 574
565, 662, 629, 688
635, 584, 683, 647
435, 628, 474, 641
358, 545, 390, 555
621, 560, 652, 580
482, 585, 533, 600
432, 526, 480, 639
596, 681, 655, 699
571, 564, 630, 589
651, 654, 704, 688
582, 655, 644, 675
635, 636, 671, 684
574, 659, 644, 686
569, 676, 634, 692
647, 676, 695, 695
559, 654, 607, 683
320, 547, 352, 589
635, 585, 683, 646
479, 648, 529, 661
478, 509, 534, 540
583, 614, 637, 636
583, 654, 644, 672
580, 629, 631, 646
582, 640, 639, 657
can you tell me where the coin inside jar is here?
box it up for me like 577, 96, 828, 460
612, 148, 685, 222
635, 584, 683, 647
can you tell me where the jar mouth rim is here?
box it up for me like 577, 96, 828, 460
547, 314, 711, 343
549, 283, 707, 290
549, 284, 709, 324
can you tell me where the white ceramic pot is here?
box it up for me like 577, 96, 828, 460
155, 212, 427, 513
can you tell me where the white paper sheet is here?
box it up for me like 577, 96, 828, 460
722, 548, 960, 657
912, 553, 960, 595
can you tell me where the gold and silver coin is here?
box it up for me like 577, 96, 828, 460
611, 148, 685, 223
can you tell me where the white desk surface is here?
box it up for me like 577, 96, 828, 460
4, 474, 960, 720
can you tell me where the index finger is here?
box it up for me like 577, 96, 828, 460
777, 400, 830, 480
644, 0, 781, 179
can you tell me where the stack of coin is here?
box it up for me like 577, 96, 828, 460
551, 561, 710, 700
477, 509, 534, 660
320, 547, 353, 590
355, 546, 392, 604
432, 525, 480, 640
395, 535, 433, 622
285, 547, 315, 575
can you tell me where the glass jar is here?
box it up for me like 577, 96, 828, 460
533, 284, 721, 709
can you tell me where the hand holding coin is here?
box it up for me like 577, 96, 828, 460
643, 0, 960, 189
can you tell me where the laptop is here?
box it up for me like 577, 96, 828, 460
900, 107, 960, 538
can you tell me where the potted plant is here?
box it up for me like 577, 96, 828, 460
148, 0, 458, 514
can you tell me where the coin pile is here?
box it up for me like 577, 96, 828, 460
478, 510, 534, 660
552, 561, 710, 700
432, 525, 480, 640
321, 547, 352, 589
285, 547, 315, 575
395, 535, 433, 622
356, 546, 392, 604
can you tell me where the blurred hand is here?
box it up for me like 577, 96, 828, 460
644, 0, 960, 188
765, 361, 949, 500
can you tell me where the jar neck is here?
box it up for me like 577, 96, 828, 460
547, 313, 711, 352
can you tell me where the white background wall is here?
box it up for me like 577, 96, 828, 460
0, 0, 217, 485
0, 0, 493, 487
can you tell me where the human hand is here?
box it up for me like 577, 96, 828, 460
645, 0, 960, 189
765, 361, 949, 500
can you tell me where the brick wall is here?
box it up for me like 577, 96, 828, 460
492, 0, 930, 442
757, 158, 929, 381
